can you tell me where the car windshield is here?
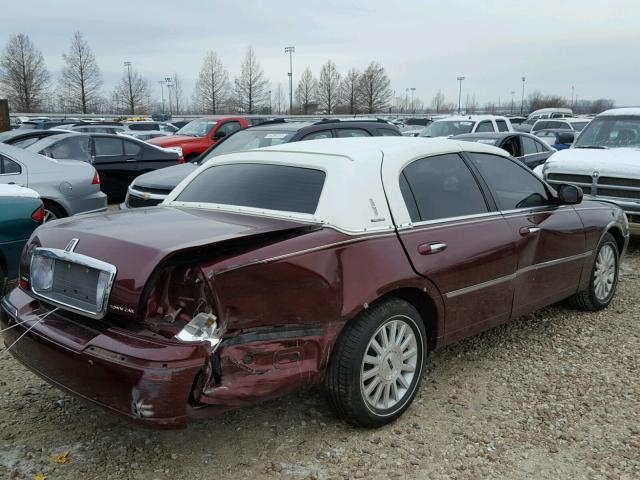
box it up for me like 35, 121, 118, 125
175, 163, 326, 214
176, 120, 217, 137
574, 116, 640, 149
420, 121, 474, 137
200, 129, 296, 162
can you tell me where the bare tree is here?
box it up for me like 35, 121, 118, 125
60, 31, 102, 113
295, 67, 318, 114
193, 51, 228, 114
112, 65, 151, 115
0, 33, 50, 112
171, 72, 184, 115
317, 60, 341, 114
527, 90, 568, 112
338, 68, 360, 114
358, 62, 391, 114
233, 47, 268, 114
274, 83, 285, 114
431, 90, 446, 113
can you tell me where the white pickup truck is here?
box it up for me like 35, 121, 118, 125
540, 108, 640, 233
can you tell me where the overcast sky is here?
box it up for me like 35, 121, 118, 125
3, 0, 639, 107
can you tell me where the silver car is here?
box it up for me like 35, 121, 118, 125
0, 142, 107, 221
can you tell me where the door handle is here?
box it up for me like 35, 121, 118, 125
418, 242, 447, 255
519, 226, 541, 236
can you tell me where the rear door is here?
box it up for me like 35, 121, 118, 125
467, 152, 586, 317
394, 153, 517, 342
92, 136, 133, 199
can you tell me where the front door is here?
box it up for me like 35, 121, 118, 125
467, 152, 586, 317
394, 153, 518, 342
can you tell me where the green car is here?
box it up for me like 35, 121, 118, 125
0, 185, 44, 292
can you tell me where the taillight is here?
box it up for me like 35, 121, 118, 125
31, 206, 45, 223
178, 156, 185, 164
92, 171, 100, 185
19, 277, 29, 290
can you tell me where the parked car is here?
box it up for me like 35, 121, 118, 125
0, 185, 43, 291
169, 120, 190, 129
539, 108, 640, 234
452, 132, 555, 168
124, 119, 401, 208
0, 142, 106, 221
148, 117, 259, 162
419, 115, 514, 137
17, 120, 67, 130
122, 121, 178, 133
24, 133, 182, 201
531, 117, 590, 134
0, 129, 69, 148
1, 137, 628, 429
535, 129, 576, 150
519, 108, 574, 132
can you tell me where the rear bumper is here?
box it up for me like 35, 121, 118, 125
65, 191, 108, 216
1, 289, 209, 429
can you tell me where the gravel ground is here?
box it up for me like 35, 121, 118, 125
1, 240, 638, 480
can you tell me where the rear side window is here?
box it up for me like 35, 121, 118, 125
496, 120, 509, 132
176, 164, 326, 214
124, 140, 142, 156
1, 155, 21, 174
302, 130, 333, 140
335, 128, 370, 138
469, 153, 550, 210
94, 137, 123, 156
400, 154, 488, 222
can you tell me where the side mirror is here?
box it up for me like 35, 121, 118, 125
213, 129, 226, 139
557, 131, 575, 144
557, 184, 583, 205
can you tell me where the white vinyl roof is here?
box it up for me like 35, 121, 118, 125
165, 137, 511, 234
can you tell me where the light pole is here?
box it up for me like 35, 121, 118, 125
510, 91, 515, 115
520, 76, 526, 115
410, 87, 416, 113
284, 46, 295, 114
165, 76, 174, 115
456, 76, 465, 114
158, 81, 166, 114
405, 88, 409, 113
124, 61, 133, 115
268, 90, 272, 114
571, 85, 575, 108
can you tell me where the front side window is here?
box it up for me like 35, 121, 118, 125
496, 120, 509, 132
470, 153, 550, 210
1, 155, 22, 174
475, 121, 495, 133
176, 163, 325, 214
521, 136, 538, 155
94, 137, 123, 156
400, 153, 488, 222
335, 128, 370, 138
303, 130, 333, 140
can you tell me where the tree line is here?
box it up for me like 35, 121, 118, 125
0, 32, 616, 116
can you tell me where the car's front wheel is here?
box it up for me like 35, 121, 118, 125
568, 232, 619, 311
326, 298, 426, 427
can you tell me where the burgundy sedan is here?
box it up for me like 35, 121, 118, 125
1, 138, 629, 428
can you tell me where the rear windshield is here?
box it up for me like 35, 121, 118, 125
176, 163, 325, 214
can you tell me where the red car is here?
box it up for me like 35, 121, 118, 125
1, 138, 629, 429
149, 116, 261, 162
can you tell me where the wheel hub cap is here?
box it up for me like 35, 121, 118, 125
594, 244, 616, 301
361, 317, 419, 411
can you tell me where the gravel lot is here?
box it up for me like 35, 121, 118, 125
1, 239, 638, 480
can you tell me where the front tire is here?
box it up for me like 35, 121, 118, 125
568, 232, 619, 311
42, 201, 66, 222
326, 298, 426, 427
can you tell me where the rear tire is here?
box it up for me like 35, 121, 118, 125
568, 233, 619, 311
42, 201, 66, 223
326, 298, 427, 428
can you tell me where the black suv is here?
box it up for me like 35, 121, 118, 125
123, 119, 401, 208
